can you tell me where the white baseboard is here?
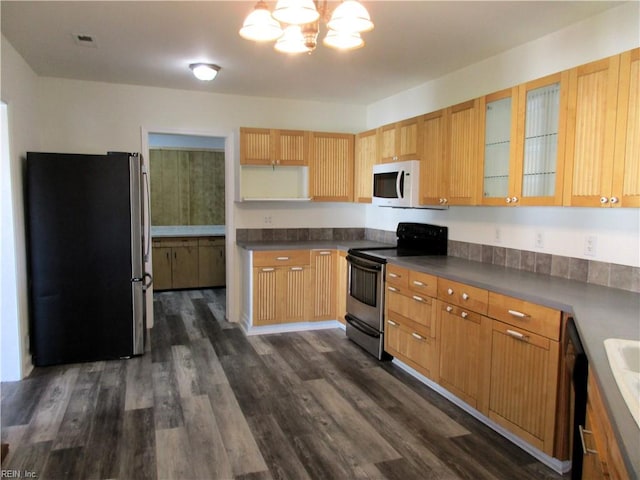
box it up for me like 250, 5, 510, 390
241, 319, 344, 336
391, 359, 572, 475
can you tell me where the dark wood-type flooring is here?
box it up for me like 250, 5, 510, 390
1, 289, 568, 479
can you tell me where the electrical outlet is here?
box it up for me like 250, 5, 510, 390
534, 231, 544, 249
263, 216, 272, 225
495, 227, 502, 244
584, 235, 597, 257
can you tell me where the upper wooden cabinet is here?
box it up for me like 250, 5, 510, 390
563, 55, 622, 207
354, 129, 377, 203
240, 127, 309, 166
612, 48, 640, 208
480, 88, 519, 206
309, 131, 354, 202
480, 73, 569, 206
378, 116, 422, 163
419, 109, 449, 206
446, 99, 482, 205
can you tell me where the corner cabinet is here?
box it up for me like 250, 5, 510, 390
240, 127, 309, 166
309, 132, 354, 202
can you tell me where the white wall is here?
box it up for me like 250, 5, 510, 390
1, 36, 40, 380
365, 2, 640, 267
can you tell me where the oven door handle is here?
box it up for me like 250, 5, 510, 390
345, 314, 381, 338
346, 255, 382, 272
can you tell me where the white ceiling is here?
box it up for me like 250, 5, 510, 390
1, 1, 624, 105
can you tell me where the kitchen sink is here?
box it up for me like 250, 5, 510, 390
604, 338, 640, 429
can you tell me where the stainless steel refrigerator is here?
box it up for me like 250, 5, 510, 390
26, 151, 150, 366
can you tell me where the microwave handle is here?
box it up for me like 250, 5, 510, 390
397, 170, 405, 198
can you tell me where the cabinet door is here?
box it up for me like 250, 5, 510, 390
438, 301, 487, 409
613, 48, 640, 207
312, 250, 336, 321
336, 250, 347, 325
378, 123, 397, 163
447, 99, 481, 205
487, 320, 559, 455
581, 402, 607, 480
397, 116, 421, 161
275, 129, 309, 166
419, 109, 449, 206
199, 239, 225, 287
240, 127, 273, 165
480, 88, 519, 206
152, 246, 173, 290
253, 267, 278, 325
404, 327, 437, 379
354, 129, 377, 203
172, 243, 199, 289
515, 72, 568, 206
280, 266, 310, 323
309, 132, 354, 202
564, 56, 620, 207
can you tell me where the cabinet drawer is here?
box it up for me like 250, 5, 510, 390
386, 264, 409, 289
253, 249, 310, 267
198, 236, 225, 247
438, 279, 489, 314
488, 292, 561, 340
409, 270, 437, 297
386, 286, 436, 334
152, 237, 198, 248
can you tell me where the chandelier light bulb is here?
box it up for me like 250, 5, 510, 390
239, 1, 283, 42
272, 0, 320, 25
327, 0, 374, 33
323, 29, 364, 51
275, 25, 310, 54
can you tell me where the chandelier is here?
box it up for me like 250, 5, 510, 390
239, 0, 374, 54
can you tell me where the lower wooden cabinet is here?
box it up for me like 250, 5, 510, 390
336, 250, 347, 325
312, 250, 336, 321
437, 300, 489, 410
198, 237, 226, 287
152, 236, 225, 290
386, 318, 438, 380
485, 319, 560, 455
252, 250, 311, 326
580, 371, 630, 480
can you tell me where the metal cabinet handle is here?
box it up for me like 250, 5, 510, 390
388, 286, 398, 292
461, 311, 468, 319
276, 256, 290, 261
506, 329, 529, 341
261, 267, 275, 272
290, 267, 303, 271
447, 288, 454, 295
412, 295, 424, 302
511, 196, 518, 204
505, 197, 512, 204
319, 251, 331, 255
389, 272, 400, 278
412, 280, 424, 287
446, 306, 453, 312
411, 332, 424, 340
600, 196, 608, 204
610, 196, 619, 204
579, 425, 598, 455
462, 293, 469, 300
387, 320, 398, 327
508, 309, 529, 318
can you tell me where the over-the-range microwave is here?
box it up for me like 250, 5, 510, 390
372, 160, 446, 209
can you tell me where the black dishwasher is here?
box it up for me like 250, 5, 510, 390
566, 317, 588, 480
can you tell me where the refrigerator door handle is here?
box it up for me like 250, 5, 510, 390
142, 164, 151, 263
143, 272, 153, 290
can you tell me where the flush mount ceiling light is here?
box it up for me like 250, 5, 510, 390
189, 63, 221, 81
239, 0, 373, 54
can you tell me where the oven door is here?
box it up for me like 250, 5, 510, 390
346, 254, 385, 332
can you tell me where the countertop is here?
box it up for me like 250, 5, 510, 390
239, 241, 640, 477
237, 239, 392, 252
151, 225, 226, 238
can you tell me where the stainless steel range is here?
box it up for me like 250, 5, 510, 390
345, 223, 448, 359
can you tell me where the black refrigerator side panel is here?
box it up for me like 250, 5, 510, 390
26, 152, 135, 366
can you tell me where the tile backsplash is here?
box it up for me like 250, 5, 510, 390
237, 228, 639, 293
